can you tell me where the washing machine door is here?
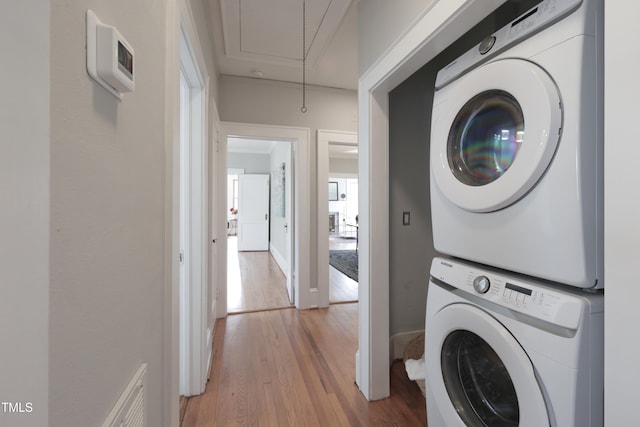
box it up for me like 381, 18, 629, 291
431, 58, 562, 212
425, 303, 549, 427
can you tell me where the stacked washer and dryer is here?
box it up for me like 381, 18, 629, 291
425, 0, 604, 426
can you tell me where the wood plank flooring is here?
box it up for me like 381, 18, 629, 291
227, 236, 293, 313
181, 303, 427, 426
329, 235, 358, 304
227, 235, 358, 313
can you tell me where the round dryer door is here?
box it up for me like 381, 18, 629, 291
425, 303, 549, 427
431, 58, 562, 212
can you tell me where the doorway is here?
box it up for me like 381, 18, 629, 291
217, 123, 312, 316
177, 24, 213, 398
317, 131, 359, 305
328, 174, 359, 303
225, 138, 294, 313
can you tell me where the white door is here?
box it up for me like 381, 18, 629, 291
431, 59, 562, 212
285, 146, 294, 303
178, 71, 190, 396
237, 174, 270, 251
178, 28, 210, 397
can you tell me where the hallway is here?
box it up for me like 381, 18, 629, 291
181, 303, 427, 426
227, 236, 293, 313
227, 235, 358, 313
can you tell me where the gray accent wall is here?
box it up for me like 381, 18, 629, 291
389, 65, 437, 336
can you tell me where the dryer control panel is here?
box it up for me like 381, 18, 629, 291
435, 0, 583, 89
430, 257, 603, 330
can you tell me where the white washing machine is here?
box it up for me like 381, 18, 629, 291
430, 0, 604, 289
425, 257, 603, 427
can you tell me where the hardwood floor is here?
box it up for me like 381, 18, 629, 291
182, 237, 425, 425
227, 235, 358, 313
181, 303, 427, 426
227, 236, 293, 313
329, 235, 358, 304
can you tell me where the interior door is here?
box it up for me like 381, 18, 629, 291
286, 145, 294, 303
237, 174, 270, 251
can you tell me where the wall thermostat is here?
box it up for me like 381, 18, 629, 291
86, 10, 135, 100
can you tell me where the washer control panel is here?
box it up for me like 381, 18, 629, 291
429, 257, 601, 330
435, 0, 583, 89
472, 275, 491, 293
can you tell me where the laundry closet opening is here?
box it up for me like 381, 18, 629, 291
384, 0, 544, 395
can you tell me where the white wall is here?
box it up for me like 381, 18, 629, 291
49, 2, 167, 425
328, 177, 358, 226
329, 158, 358, 175
0, 3, 50, 426
227, 153, 271, 174
604, 2, 640, 425
218, 75, 357, 291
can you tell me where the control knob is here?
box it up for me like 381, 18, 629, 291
473, 276, 491, 294
478, 36, 496, 55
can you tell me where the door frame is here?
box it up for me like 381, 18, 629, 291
177, 20, 211, 397
166, 0, 219, 421
217, 123, 311, 316
357, 0, 508, 400
317, 130, 358, 307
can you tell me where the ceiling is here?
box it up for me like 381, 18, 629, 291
207, 0, 358, 91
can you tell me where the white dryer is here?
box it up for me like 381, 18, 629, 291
425, 257, 603, 427
430, 0, 604, 289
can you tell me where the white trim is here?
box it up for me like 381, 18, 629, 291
270, 245, 287, 276
357, 0, 508, 400
317, 130, 358, 308
178, 7, 210, 397
166, 0, 217, 419
218, 122, 312, 314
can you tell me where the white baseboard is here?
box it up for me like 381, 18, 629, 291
269, 244, 287, 275
390, 329, 425, 361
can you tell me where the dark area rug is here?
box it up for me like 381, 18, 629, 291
329, 250, 358, 282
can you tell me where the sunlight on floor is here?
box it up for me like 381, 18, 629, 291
227, 236, 243, 309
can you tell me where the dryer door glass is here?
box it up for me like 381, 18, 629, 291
430, 58, 561, 212
448, 90, 524, 186
441, 330, 519, 426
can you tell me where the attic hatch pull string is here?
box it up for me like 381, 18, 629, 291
301, 0, 308, 113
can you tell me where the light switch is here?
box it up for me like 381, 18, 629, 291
403, 211, 410, 226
